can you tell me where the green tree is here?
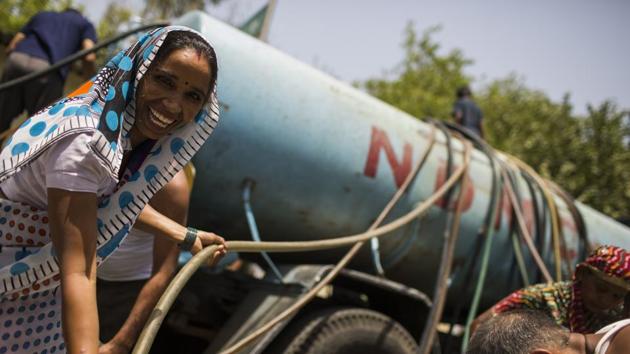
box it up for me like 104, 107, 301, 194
477, 78, 630, 217
572, 103, 630, 216
360, 24, 472, 120
478, 77, 582, 177
97, 3, 133, 40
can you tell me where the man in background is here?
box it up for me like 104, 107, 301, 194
452, 85, 484, 138
0, 8, 97, 132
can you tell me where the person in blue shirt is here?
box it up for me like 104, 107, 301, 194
0, 8, 97, 133
452, 85, 484, 138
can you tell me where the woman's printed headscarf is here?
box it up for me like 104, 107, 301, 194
570, 245, 630, 332
576, 245, 630, 289
0, 26, 219, 300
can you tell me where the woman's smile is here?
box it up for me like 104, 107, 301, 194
148, 106, 176, 128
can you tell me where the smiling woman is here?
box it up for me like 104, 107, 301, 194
0, 27, 227, 354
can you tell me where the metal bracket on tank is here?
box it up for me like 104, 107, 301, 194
242, 178, 284, 282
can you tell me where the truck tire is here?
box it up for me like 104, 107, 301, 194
268, 307, 419, 354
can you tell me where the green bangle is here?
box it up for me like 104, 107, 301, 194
179, 227, 198, 251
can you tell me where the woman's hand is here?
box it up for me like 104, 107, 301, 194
191, 231, 227, 266
135, 201, 227, 265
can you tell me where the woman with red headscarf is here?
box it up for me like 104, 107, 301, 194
473, 245, 630, 333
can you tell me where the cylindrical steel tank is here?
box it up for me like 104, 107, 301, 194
175, 12, 630, 306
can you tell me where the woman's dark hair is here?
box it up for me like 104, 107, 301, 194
154, 30, 219, 97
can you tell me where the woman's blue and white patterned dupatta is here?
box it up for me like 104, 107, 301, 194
0, 26, 219, 352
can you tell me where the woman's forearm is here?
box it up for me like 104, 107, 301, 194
61, 272, 99, 353
48, 188, 100, 353
135, 203, 187, 243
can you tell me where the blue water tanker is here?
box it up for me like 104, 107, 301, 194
139, 11, 630, 354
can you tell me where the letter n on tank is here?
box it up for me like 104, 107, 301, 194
363, 126, 412, 188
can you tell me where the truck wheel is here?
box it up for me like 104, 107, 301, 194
268, 307, 419, 354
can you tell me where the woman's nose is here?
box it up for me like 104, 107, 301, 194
162, 97, 182, 114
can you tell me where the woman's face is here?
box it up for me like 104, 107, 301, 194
579, 270, 627, 314
132, 47, 212, 143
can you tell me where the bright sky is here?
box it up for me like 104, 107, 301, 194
77, 0, 630, 115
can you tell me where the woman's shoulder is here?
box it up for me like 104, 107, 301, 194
44, 130, 117, 190
44, 130, 99, 161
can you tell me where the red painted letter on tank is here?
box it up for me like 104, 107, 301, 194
363, 127, 412, 188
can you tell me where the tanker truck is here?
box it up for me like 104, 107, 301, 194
132, 11, 630, 354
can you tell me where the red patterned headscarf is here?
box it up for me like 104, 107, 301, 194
570, 245, 630, 332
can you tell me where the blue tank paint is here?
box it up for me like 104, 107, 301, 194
175, 12, 630, 306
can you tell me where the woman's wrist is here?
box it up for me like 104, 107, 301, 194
178, 227, 198, 251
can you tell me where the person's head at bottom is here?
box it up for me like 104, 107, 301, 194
467, 310, 571, 354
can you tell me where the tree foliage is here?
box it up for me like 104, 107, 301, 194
360, 24, 630, 218
97, 3, 133, 40
573, 103, 630, 216
361, 25, 471, 120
